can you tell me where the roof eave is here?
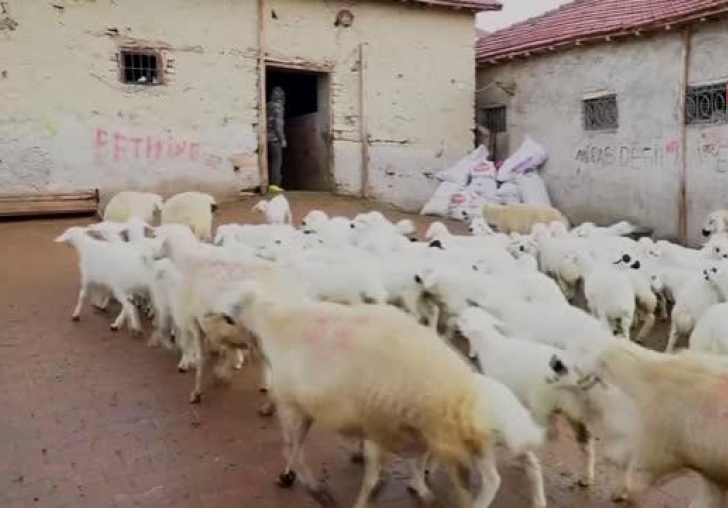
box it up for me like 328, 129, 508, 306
476, 4, 728, 66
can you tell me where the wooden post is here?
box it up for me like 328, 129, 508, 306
677, 25, 692, 244
257, 0, 269, 192
359, 42, 370, 199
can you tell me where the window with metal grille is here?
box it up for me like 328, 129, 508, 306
686, 83, 728, 125
119, 49, 161, 85
583, 94, 618, 131
482, 106, 507, 134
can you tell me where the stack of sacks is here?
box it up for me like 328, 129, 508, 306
420, 145, 499, 221
498, 136, 552, 207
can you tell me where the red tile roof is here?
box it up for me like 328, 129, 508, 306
477, 0, 728, 64
392, 0, 502, 13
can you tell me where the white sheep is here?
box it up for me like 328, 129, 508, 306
689, 302, 728, 356
216, 281, 544, 508
665, 269, 723, 353
103, 191, 164, 224
483, 203, 569, 235
457, 307, 601, 490
576, 252, 635, 340
561, 340, 728, 506
251, 194, 292, 225
160, 191, 218, 241
701, 209, 728, 241
54, 225, 155, 335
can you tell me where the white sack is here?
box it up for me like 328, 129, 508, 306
436, 145, 490, 186
421, 181, 462, 217
516, 172, 552, 207
496, 136, 548, 183
496, 181, 521, 205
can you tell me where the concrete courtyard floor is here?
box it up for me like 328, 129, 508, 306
0, 192, 697, 508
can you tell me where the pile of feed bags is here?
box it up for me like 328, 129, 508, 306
420, 137, 552, 221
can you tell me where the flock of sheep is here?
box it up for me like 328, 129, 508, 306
52, 189, 728, 508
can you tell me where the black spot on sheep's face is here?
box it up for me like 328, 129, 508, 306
703, 229, 711, 237
211, 203, 219, 213
519, 245, 526, 253
630, 260, 641, 270
549, 355, 569, 377
275, 239, 282, 245
409, 237, 419, 242
428, 240, 444, 249
350, 223, 356, 229
414, 274, 423, 284
222, 314, 236, 326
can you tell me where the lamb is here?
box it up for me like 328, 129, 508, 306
102, 191, 164, 224
577, 252, 636, 340
160, 191, 218, 241
483, 203, 568, 235
54, 225, 155, 335
570, 220, 641, 238
701, 209, 728, 240
251, 194, 292, 225
612, 253, 659, 342
689, 302, 728, 356
665, 268, 723, 353
559, 339, 728, 505
457, 307, 600, 490
216, 281, 544, 508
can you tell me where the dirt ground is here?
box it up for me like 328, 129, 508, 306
0, 191, 697, 508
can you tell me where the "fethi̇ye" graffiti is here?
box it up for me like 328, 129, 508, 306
94, 128, 201, 163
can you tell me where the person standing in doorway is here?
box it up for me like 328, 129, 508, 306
267, 86, 286, 193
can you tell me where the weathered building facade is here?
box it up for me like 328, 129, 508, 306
0, 0, 499, 209
476, 0, 728, 245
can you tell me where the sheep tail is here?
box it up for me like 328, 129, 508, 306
473, 375, 545, 455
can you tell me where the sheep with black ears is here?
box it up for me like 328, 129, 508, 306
701, 209, 728, 241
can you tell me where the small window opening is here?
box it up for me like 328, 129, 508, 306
119, 49, 161, 85
482, 105, 507, 134
583, 94, 618, 131
686, 82, 728, 125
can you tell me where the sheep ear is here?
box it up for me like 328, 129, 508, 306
549, 354, 569, 377
211, 203, 219, 213
119, 229, 131, 242
86, 229, 106, 241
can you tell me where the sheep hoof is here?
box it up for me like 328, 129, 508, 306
277, 471, 296, 488
577, 479, 592, 489
349, 451, 365, 464
611, 492, 629, 503
189, 392, 202, 404
259, 386, 269, 393
131, 329, 142, 338
177, 366, 188, 373
71, 315, 80, 322
110, 324, 120, 331
258, 401, 276, 417
309, 487, 337, 507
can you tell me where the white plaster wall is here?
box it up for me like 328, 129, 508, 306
0, 0, 477, 212
267, 0, 476, 210
0, 0, 260, 204
478, 34, 686, 240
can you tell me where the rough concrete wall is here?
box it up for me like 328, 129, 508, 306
0, 0, 259, 204
267, 0, 476, 210
477, 35, 686, 240
686, 19, 728, 245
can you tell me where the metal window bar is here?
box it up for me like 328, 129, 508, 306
120, 50, 160, 85
583, 95, 618, 131
686, 83, 728, 125
482, 106, 507, 134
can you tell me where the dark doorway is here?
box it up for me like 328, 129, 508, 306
265, 67, 331, 191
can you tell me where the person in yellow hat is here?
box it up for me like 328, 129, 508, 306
267, 86, 286, 193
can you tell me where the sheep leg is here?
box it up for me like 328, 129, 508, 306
212, 348, 237, 383
472, 447, 501, 508
71, 282, 89, 321
444, 460, 473, 508
234, 348, 245, 370
521, 452, 547, 508
352, 440, 385, 508
665, 324, 680, 353
260, 363, 272, 393
177, 329, 197, 372
189, 332, 209, 404
635, 312, 655, 344
568, 419, 595, 488
92, 290, 110, 311
406, 453, 435, 504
